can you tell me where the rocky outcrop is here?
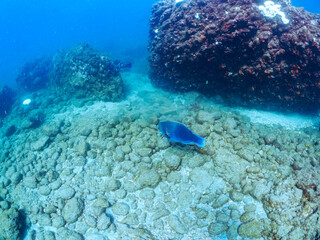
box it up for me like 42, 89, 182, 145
50, 44, 124, 101
15, 44, 125, 103
149, 0, 320, 112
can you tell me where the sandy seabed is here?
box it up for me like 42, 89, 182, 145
0, 73, 319, 240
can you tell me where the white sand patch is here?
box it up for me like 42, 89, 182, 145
121, 72, 156, 95
237, 108, 316, 130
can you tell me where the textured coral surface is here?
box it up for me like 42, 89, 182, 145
51, 44, 124, 102
149, 0, 320, 112
14, 44, 124, 103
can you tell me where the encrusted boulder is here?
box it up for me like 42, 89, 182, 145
51, 43, 124, 101
149, 0, 320, 112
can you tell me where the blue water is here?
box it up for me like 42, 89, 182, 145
0, 0, 157, 88
291, 0, 320, 13
0, 0, 318, 88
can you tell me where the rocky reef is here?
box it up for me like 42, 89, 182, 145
4, 44, 124, 123
0, 73, 319, 239
14, 44, 124, 103
50, 44, 124, 102
0, 204, 26, 240
149, 0, 320, 113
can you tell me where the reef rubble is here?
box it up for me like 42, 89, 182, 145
0, 73, 319, 239
149, 0, 320, 113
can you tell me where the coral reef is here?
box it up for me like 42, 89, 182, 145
15, 44, 125, 103
16, 57, 52, 92
0, 73, 319, 239
0, 85, 15, 119
149, 0, 320, 112
50, 44, 124, 101
0, 205, 23, 240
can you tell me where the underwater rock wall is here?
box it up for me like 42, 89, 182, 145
149, 0, 320, 112
50, 44, 124, 102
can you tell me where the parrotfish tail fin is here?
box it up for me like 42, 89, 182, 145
194, 135, 205, 148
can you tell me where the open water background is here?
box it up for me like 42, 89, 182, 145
0, 0, 318, 88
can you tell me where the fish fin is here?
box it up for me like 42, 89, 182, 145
165, 129, 171, 139
194, 135, 205, 148
160, 129, 170, 140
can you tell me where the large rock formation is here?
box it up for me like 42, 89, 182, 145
15, 44, 125, 103
50, 44, 124, 101
149, 0, 320, 112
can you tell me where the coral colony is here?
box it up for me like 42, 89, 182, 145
258, 1, 290, 24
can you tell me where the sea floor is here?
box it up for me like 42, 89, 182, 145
0, 72, 320, 240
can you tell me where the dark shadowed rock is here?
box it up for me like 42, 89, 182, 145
0, 85, 15, 118
0, 207, 22, 240
16, 57, 52, 92
4, 125, 16, 137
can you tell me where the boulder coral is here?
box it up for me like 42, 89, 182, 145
15, 44, 125, 103
149, 0, 320, 112
51, 44, 124, 101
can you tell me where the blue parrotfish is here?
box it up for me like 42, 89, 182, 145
158, 121, 205, 148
